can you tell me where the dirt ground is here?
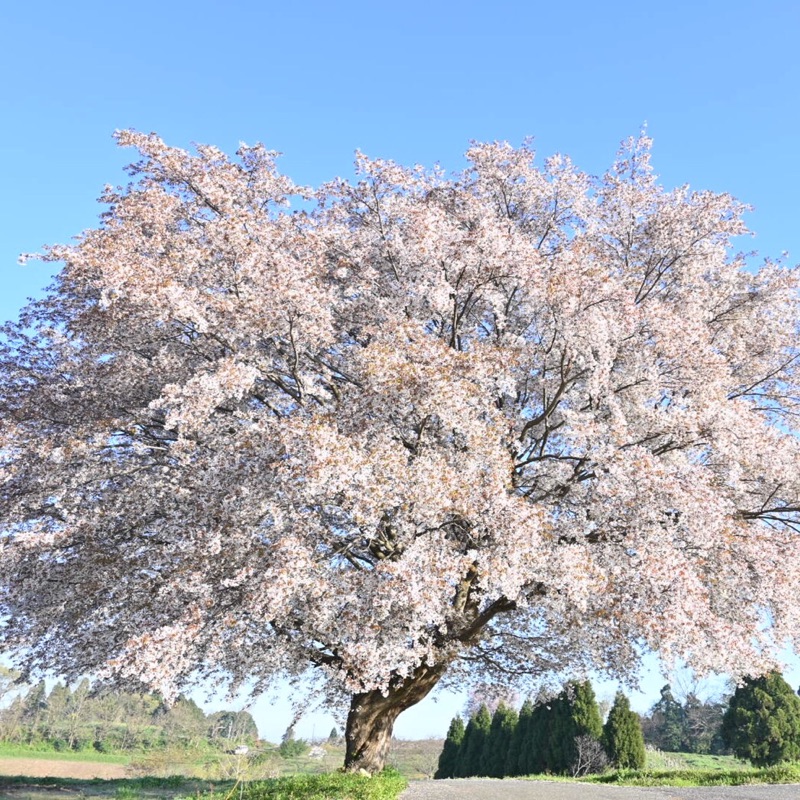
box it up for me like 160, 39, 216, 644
0, 756, 127, 779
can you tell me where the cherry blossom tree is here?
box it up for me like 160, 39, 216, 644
3, 130, 800, 772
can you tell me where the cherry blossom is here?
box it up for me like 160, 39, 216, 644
2, 131, 800, 771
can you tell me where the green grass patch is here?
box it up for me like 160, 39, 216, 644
196, 770, 407, 800
0, 742, 131, 763
517, 753, 800, 788
587, 763, 800, 787
669, 752, 747, 771
0, 770, 407, 800
643, 749, 746, 772
0, 774, 203, 799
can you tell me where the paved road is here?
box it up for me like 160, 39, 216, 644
400, 779, 800, 800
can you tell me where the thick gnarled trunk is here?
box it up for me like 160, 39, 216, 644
344, 662, 447, 773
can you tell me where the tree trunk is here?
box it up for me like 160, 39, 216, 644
344, 661, 447, 773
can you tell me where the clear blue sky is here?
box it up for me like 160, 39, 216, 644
2, 0, 800, 740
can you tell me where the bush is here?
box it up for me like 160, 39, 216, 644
278, 737, 310, 759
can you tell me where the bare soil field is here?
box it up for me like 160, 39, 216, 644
0, 756, 127, 779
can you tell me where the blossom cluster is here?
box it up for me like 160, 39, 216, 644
2, 131, 799, 706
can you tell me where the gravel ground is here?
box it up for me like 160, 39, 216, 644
400, 779, 800, 800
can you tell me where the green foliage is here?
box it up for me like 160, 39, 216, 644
207, 710, 259, 743
485, 703, 517, 777
586, 763, 800, 787
721, 672, 800, 766
546, 681, 603, 774
22, 680, 47, 720
525, 701, 551, 774
0, 681, 260, 754
506, 698, 532, 776
454, 703, 491, 777
0, 741, 131, 762
681, 692, 727, 754
0, 772, 407, 800
642, 684, 728, 755
647, 684, 684, 751
569, 681, 604, 740
603, 691, 645, 769
279, 738, 311, 759
199, 770, 407, 800
433, 715, 464, 779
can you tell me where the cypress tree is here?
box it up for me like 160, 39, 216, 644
435, 716, 465, 779
603, 691, 646, 769
455, 704, 492, 777
547, 681, 604, 774
453, 711, 475, 778
507, 698, 533, 776
547, 693, 572, 773
526, 700, 553, 774
486, 702, 518, 777
721, 672, 800, 767
571, 681, 603, 740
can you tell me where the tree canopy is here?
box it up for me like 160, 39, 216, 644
722, 672, 800, 766
434, 715, 465, 779
3, 131, 800, 771
603, 691, 646, 769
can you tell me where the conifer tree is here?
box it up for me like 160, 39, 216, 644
547, 693, 572, 773
435, 716, 465, 779
507, 698, 533, 776
647, 684, 685, 751
571, 681, 604, 740
526, 701, 552, 774
547, 681, 604, 774
486, 702, 518, 777
722, 672, 800, 766
603, 691, 645, 769
455, 704, 492, 777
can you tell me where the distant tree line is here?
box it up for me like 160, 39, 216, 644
437, 671, 800, 777
642, 673, 800, 766
0, 672, 258, 753
641, 683, 728, 754
435, 681, 645, 779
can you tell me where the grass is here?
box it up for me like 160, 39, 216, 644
0, 770, 407, 800
586, 763, 800, 787
0, 742, 413, 799
0, 742, 131, 764
515, 749, 800, 788
5, 740, 800, 796
0, 774, 203, 800
0, 737, 443, 779
642, 748, 746, 771
197, 770, 407, 800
